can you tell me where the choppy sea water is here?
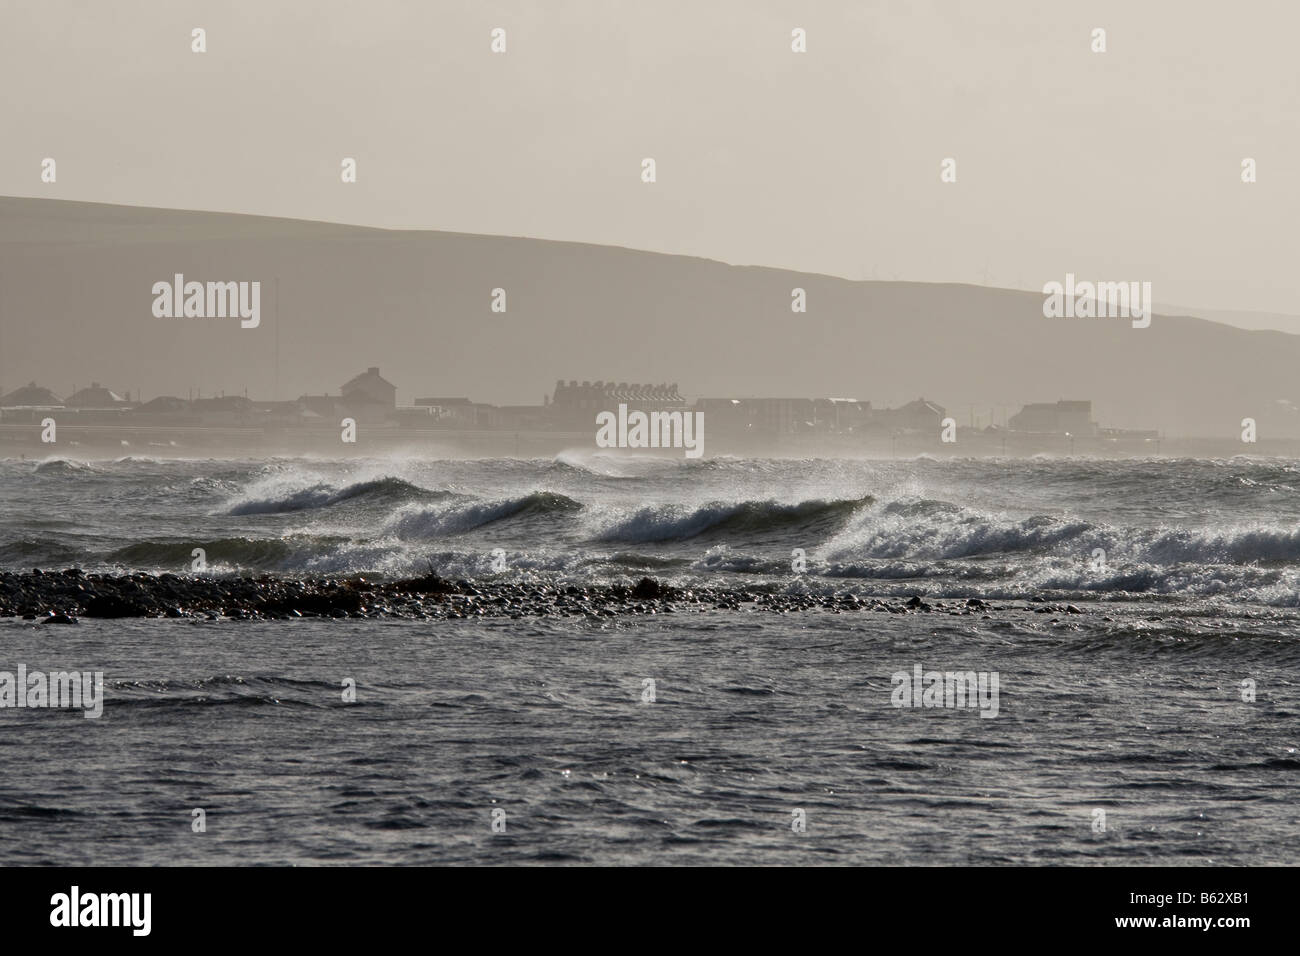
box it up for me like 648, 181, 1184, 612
1, 454, 1298, 864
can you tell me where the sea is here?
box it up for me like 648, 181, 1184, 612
1, 453, 1297, 865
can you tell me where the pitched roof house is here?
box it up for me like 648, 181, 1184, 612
340, 367, 397, 408
0, 382, 63, 407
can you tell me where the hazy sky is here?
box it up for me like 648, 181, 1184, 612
2, 0, 1297, 315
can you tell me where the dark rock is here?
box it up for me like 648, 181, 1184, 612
632, 577, 673, 600
399, 573, 459, 595
83, 594, 150, 618
0, 569, 1045, 625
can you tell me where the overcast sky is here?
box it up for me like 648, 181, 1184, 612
2, 0, 1297, 316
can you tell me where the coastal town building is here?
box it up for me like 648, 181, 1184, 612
694, 397, 816, 435
336, 367, 398, 423
131, 396, 194, 425
693, 396, 933, 436
547, 381, 687, 428
0, 383, 63, 408
191, 396, 256, 427
412, 397, 502, 427
65, 383, 131, 408
341, 367, 397, 408
872, 398, 947, 433
3, 367, 1163, 451
1009, 400, 1097, 436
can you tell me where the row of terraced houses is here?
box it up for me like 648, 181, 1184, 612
0, 369, 1147, 438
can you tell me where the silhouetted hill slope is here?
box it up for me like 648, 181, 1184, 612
1, 196, 1295, 437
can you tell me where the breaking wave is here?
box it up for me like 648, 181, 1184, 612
823, 498, 1300, 565
590, 496, 873, 544
385, 491, 583, 539
226, 476, 440, 515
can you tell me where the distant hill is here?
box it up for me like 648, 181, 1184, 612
1, 196, 1296, 438
1156, 303, 1300, 336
